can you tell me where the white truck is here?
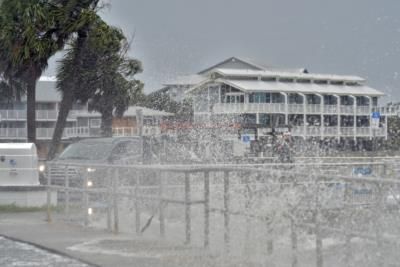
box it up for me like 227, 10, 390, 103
0, 143, 39, 186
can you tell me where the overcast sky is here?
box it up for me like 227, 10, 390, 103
45, 0, 400, 102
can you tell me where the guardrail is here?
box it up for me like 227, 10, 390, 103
44, 161, 400, 267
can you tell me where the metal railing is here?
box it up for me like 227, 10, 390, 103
44, 160, 400, 267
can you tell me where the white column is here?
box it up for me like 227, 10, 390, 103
280, 92, 288, 125
299, 93, 307, 139
316, 94, 324, 140
384, 115, 388, 140
366, 96, 372, 140
349, 95, 357, 141
333, 95, 340, 141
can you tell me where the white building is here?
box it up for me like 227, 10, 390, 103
166, 57, 389, 140
0, 77, 172, 156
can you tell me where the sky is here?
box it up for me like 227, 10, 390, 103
45, 0, 400, 102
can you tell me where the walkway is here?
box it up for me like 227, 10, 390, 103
0, 212, 215, 267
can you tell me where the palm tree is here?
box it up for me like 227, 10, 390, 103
0, 0, 99, 143
48, 21, 143, 159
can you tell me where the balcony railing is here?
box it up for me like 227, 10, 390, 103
212, 103, 374, 115
0, 109, 79, 121
290, 126, 385, 137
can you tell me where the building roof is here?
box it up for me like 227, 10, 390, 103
197, 56, 307, 75
213, 79, 384, 96
20, 78, 61, 103
162, 57, 308, 87
76, 106, 174, 118
212, 68, 365, 83
163, 74, 205, 86
123, 106, 174, 117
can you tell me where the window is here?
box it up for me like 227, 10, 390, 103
249, 93, 271, 103
90, 118, 101, 128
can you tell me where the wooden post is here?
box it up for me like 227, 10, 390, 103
135, 170, 141, 235
159, 170, 165, 237
136, 109, 143, 136
344, 182, 352, 266
290, 217, 298, 267
244, 172, 251, 255
267, 226, 274, 255
106, 168, 112, 232
185, 171, 191, 245
65, 165, 70, 219
374, 182, 384, 266
113, 168, 119, 234
83, 168, 89, 227
223, 171, 230, 252
46, 165, 52, 223
315, 181, 323, 267
204, 171, 210, 248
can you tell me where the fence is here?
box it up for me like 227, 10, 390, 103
45, 160, 400, 267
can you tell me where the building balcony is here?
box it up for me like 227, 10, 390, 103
0, 109, 79, 121
0, 125, 161, 140
290, 126, 385, 138
212, 103, 373, 115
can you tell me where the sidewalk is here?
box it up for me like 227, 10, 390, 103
0, 212, 216, 267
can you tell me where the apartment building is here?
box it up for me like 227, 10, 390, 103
165, 57, 388, 141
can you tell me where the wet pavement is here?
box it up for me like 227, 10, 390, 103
0, 236, 90, 267
0, 212, 215, 267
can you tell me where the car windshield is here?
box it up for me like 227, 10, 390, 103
58, 142, 113, 161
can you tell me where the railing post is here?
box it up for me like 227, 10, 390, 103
344, 181, 352, 267
65, 165, 70, 219
244, 172, 251, 255
83, 167, 89, 226
135, 169, 141, 235
204, 171, 210, 248
290, 217, 298, 267
374, 182, 384, 266
315, 180, 323, 267
46, 165, 52, 223
184, 171, 191, 245
106, 168, 112, 232
113, 168, 119, 234
159, 170, 165, 237
223, 171, 230, 252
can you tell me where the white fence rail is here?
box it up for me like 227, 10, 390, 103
44, 161, 400, 267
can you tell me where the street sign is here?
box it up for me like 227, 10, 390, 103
371, 112, 380, 129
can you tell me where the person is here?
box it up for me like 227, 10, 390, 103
275, 132, 294, 163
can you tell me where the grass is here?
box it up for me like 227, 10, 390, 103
0, 204, 61, 213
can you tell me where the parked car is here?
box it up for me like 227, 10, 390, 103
43, 137, 147, 187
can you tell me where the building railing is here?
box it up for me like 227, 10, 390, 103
291, 126, 385, 137
113, 127, 137, 137
0, 126, 162, 139
0, 109, 81, 121
213, 103, 376, 115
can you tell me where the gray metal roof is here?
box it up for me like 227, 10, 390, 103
213, 68, 365, 83
187, 78, 384, 97
220, 79, 383, 96
21, 78, 61, 103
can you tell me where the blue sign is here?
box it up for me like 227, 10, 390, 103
242, 135, 251, 143
371, 112, 381, 119
9, 159, 17, 167
353, 167, 372, 176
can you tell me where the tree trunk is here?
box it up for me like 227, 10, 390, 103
101, 109, 113, 137
48, 88, 74, 160
26, 73, 37, 144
